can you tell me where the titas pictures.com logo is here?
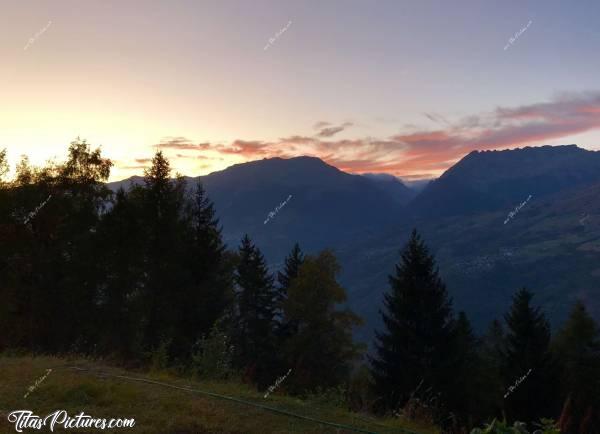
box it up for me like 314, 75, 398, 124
7, 410, 135, 432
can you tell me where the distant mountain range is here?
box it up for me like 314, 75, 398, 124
109, 145, 600, 344
109, 156, 412, 264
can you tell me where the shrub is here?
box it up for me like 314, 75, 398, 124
147, 337, 172, 372
470, 418, 560, 434
191, 324, 234, 380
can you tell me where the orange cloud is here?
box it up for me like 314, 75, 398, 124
151, 91, 600, 179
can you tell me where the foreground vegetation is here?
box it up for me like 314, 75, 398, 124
0, 355, 437, 434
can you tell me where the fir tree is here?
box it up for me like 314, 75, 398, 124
139, 151, 189, 356
276, 243, 304, 336
502, 288, 559, 425
370, 229, 455, 412
479, 319, 507, 419
95, 187, 144, 359
232, 235, 278, 387
277, 243, 304, 298
447, 312, 482, 427
176, 181, 233, 357
555, 301, 600, 433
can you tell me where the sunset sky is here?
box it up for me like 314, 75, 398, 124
2, 0, 600, 181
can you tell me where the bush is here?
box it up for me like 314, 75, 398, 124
147, 337, 172, 372
191, 324, 234, 380
306, 385, 348, 408
470, 418, 560, 434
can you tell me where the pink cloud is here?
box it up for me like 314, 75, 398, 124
153, 91, 600, 178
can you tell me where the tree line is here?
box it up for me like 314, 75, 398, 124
1, 141, 599, 433
0, 141, 361, 394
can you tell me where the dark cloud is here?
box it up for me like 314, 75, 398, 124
423, 112, 450, 126
157, 137, 211, 150
316, 122, 353, 137
313, 121, 331, 130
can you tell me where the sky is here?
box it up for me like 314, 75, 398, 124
2, 0, 600, 181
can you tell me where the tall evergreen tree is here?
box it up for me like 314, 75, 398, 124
282, 250, 362, 394
370, 229, 455, 413
554, 301, 600, 433
447, 312, 485, 428
277, 243, 304, 298
276, 243, 304, 337
95, 187, 145, 359
502, 288, 559, 425
232, 235, 278, 387
138, 151, 190, 357
478, 319, 507, 420
176, 181, 233, 357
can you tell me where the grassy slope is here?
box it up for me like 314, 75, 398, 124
0, 356, 438, 434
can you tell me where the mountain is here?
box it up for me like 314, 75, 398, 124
340, 145, 600, 343
399, 178, 432, 193
107, 146, 600, 345
412, 145, 600, 217
108, 156, 407, 263
361, 173, 416, 203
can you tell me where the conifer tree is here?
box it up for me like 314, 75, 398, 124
139, 151, 189, 356
370, 229, 455, 412
447, 312, 483, 427
277, 243, 304, 298
95, 187, 144, 359
555, 301, 600, 433
502, 288, 559, 424
479, 319, 506, 419
232, 235, 278, 387
276, 243, 304, 337
178, 181, 233, 356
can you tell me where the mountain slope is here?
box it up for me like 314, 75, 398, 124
107, 147, 600, 345
361, 173, 417, 204
341, 145, 600, 343
108, 157, 408, 262
412, 145, 600, 217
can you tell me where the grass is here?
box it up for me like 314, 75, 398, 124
0, 355, 439, 434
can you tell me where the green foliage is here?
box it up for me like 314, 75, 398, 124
502, 289, 559, 423
553, 301, 600, 432
231, 234, 279, 387
305, 385, 348, 408
192, 324, 235, 380
283, 250, 363, 394
370, 229, 455, 415
147, 337, 172, 372
0, 148, 8, 183
276, 243, 305, 339
470, 418, 560, 434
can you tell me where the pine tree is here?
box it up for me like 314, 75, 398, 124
139, 151, 189, 356
479, 319, 506, 419
232, 235, 278, 387
277, 243, 304, 298
370, 229, 455, 412
176, 181, 233, 358
502, 288, 559, 424
447, 312, 483, 427
95, 187, 145, 359
276, 243, 304, 337
555, 301, 600, 433
282, 250, 362, 394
